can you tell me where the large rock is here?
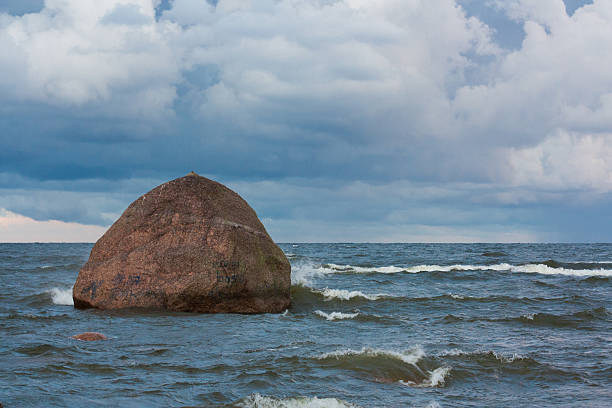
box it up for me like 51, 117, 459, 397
73, 172, 291, 313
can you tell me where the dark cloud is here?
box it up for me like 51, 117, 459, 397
0, 0, 610, 242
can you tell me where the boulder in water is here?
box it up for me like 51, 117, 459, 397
72, 172, 291, 313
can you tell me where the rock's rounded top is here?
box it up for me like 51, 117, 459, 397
187, 171, 199, 177
73, 174, 291, 313
90, 174, 268, 265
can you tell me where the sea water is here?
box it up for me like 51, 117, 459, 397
1, 243, 611, 407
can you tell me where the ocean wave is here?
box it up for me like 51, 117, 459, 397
236, 393, 359, 408
292, 261, 612, 278
291, 263, 335, 285
439, 349, 529, 364
293, 286, 584, 309
318, 346, 425, 366
5, 313, 70, 321
318, 288, 390, 301
291, 285, 394, 305
399, 366, 451, 387
314, 310, 359, 321
481, 252, 508, 257
437, 293, 587, 305
49, 287, 74, 305
444, 307, 609, 328
436, 348, 581, 380
316, 346, 449, 387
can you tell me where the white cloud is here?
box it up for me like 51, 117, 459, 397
0, 208, 107, 242
1, 0, 612, 241
0, 0, 179, 117
506, 131, 612, 191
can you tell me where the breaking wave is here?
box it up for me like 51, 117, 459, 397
318, 288, 390, 301
314, 310, 359, 321
49, 287, 73, 306
291, 285, 395, 306
236, 394, 358, 408
291, 261, 612, 280
439, 349, 529, 363
316, 346, 450, 388
400, 366, 451, 387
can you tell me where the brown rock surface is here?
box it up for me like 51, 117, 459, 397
72, 172, 291, 313
72, 332, 107, 341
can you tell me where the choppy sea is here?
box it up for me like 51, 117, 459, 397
1, 243, 611, 407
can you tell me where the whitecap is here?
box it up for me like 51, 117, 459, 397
295, 261, 612, 278
318, 346, 425, 366
317, 288, 389, 301
314, 310, 359, 321
238, 393, 358, 408
48, 287, 73, 305
510, 263, 612, 277
324, 263, 407, 274
439, 348, 527, 363
291, 263, 336, 286
400, 366, 451, 388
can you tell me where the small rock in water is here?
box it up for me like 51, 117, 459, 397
72, 172, 291, 313
72, 332, 107, 341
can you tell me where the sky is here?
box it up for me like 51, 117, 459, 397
0, 0, 610, 243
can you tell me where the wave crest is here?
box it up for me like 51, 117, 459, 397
49, 287, 73, 306
237, 393, 358, 408
292, 261, 612, 278
318, 346, 425, 366
318, 288, 389, 301
316, 346, 449, 387
314, 310, 359, 321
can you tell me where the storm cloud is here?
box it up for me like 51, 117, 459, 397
0, 0, 610, 242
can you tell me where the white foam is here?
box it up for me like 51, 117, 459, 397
314, 310, 359, 321
238, 393, 357, 408
440, 349, 526, 363
318, 346, 425, 366
428, 366, 451, 386
296, 262, 612, 278
318, 288, 389, 301
291, 263, 336, 286
400, 366, 451, 388
510, 263, 612, 277
324, 263, 407, 274
49, 287, 73, 305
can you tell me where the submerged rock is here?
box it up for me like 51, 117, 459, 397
73, 172, 291, 313
72, 332, 107, 341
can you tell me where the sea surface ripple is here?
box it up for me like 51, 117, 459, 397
1, 243, 611, 407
